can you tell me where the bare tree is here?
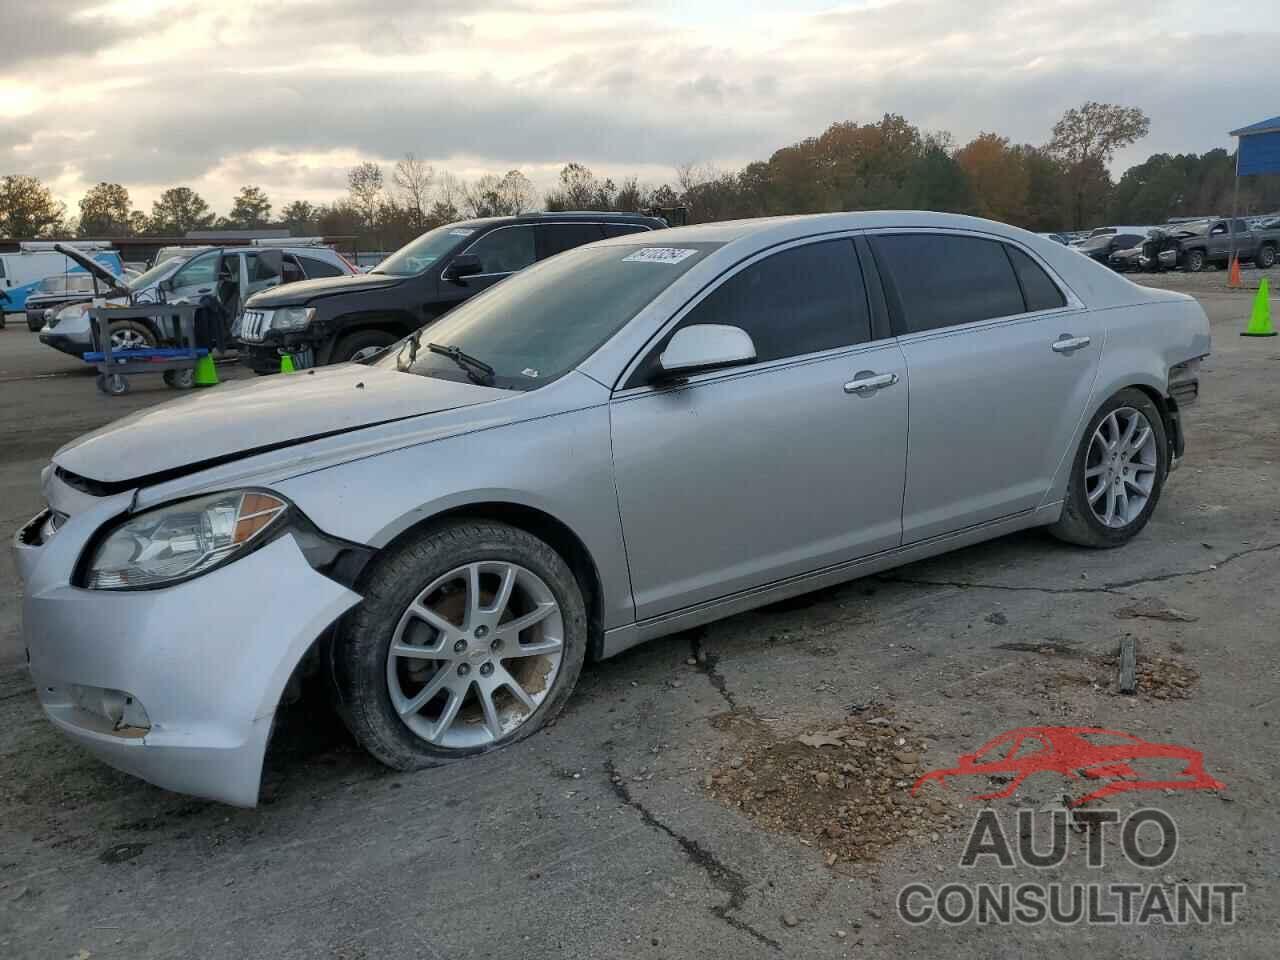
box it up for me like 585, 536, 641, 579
347, 161, 385, 232
392, 153, 434, 232
497, 170, 534, 214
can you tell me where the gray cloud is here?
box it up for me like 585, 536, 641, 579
0, 0, 1272, 210
0, 0, 130, 66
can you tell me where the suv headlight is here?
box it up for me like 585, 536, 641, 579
270, 306, 315, 332
85, 491, 288, 590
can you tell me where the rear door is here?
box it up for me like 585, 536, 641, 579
611, 236, 908, 619
535, 222, 605, 261
870, 231, 1103, 543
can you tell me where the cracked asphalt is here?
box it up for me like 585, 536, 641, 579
2, 287, 1278, 959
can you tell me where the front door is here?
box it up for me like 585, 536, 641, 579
439, 224, 537, 308
871, 231, 1104, 543
611, 237, 908, 620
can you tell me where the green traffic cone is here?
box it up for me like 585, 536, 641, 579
280, 353, 296, 373
193, 353, 220, 386
1242, 278, 1276, 337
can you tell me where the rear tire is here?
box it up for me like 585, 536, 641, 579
331, 520, 588, 771
332, 329, 396, 364
1050, 389, 1167, 548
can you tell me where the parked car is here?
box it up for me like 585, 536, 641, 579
236, 212, 667, 373
1077, 230, 1149, 266
38, 242, 354, 357
16, 211, 1209, 806
1038, 232, 1070, 245
23, 272, 105, 331
0, 243, 123, 312
1167, 218, 1278, 272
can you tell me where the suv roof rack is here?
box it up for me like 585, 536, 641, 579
250, 237, 328, 248
20, 240, 115, 252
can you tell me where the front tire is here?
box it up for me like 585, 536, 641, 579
1183, 249, 1206, 273
332, 520, 588, 771
332, 329, 396, 364
108, 320, 156, 351
1050, 389, 1167, 548
1258, 244, 1277, 270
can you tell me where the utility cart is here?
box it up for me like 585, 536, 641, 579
86, 303, 206, 396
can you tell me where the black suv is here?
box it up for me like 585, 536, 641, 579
237, 211, 667, 373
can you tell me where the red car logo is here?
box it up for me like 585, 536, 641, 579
912, 726, 1224, 807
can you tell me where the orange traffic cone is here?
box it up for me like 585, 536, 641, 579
1228, 256, 1242, 288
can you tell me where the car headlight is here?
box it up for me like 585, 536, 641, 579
85, 491, 288, 590
56, 302, 89, 322
269, 307, 315, 332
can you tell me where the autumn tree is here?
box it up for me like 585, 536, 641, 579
1047, 102, 1150, 229
347, 162, 384, 231
78, 182, 134, 237
227, 185, 272, 229
149, 187, 215, 234
0, 175, 66, 237
392, 154, 434, 231
955, 133, 1029, 224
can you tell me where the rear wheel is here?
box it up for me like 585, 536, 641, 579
1050, 389, 1167, 548
332, 520, 588, 770
332, 329, 396, 364
1183, 249, 1206, 273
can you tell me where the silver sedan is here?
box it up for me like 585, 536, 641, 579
15, 212, 1210, 805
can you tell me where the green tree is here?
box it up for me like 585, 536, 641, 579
149, 187, 215, 234
77, 182, 134, 237
228, 185, 272, 229
0, 175, 66, 237
1047, 102, 1150, 229
279, 200, 319, 236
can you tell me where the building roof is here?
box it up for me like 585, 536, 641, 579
1230, 116, 1280, 137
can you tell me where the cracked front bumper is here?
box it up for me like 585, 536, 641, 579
17, 521, 361, 806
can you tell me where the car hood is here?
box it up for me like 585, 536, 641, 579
246, 272, 404, 308
53, 243, 129, 298
53, 364, 511, 486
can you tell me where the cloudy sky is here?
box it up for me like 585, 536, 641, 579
0, 0, 1270, 217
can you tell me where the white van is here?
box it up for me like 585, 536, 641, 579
0, 242, 124, 312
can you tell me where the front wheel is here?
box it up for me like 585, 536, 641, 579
332, 520, 588, 771
1049, 389, 1167, 548
1258, 244, 1277, 270
332, 329, 397, 364
1183, 249, 1206, 273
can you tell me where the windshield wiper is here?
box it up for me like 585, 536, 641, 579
428, 342, 496, 386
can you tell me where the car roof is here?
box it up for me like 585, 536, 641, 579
452, 212, 668, 230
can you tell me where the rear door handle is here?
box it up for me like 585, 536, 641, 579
1051, 335, 1091, 354
844, 371, 898, 395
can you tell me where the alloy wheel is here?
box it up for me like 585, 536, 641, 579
111, 328, 149, 350
386, 561, 564, 748
1084, 406, 1158, 528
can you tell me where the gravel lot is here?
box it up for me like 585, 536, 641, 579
1, 288, 1277, 959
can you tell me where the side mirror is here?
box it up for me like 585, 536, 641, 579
656, 324, 756, 380
442, 254, 483, 282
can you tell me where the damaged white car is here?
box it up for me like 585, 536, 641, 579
15, 212, 1209, 805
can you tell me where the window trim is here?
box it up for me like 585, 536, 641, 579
866, 227, 1082, 342
615, 232, 880, 395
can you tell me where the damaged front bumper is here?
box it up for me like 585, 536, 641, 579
16, 509, 361, 806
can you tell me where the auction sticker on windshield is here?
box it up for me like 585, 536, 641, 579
622, 247, 699, 264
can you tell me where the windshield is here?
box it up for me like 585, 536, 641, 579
375, 241, 721, 389
128, 257, 186, 291
372, 224, 476, 276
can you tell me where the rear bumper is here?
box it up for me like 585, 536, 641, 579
17, 524, 361, 807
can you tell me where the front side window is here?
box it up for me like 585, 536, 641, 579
464, 226, 536, 274
377, 241, 720, 390
873, 234, 1026, 333
170, 251, 220, 288
671, 239, 870, 363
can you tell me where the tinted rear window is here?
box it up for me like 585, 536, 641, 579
299, 255, 343, 278
538, 223, 605, 258
1007, 247, 1066, 312
603, 223, 652, 238
873, 234, 1026, 333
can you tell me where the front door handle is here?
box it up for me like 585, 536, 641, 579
844, 371, 899, 395
1051, 335, 1091, 354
